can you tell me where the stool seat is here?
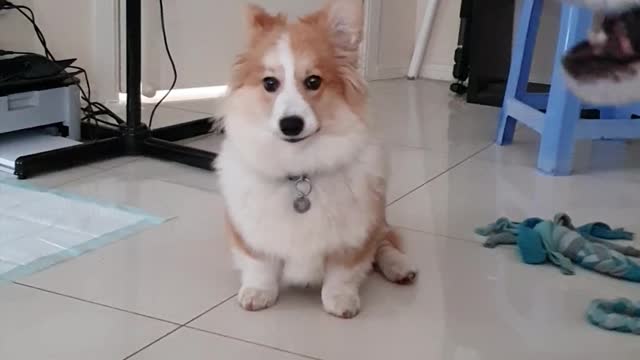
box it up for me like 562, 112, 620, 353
497, 0, 640, 175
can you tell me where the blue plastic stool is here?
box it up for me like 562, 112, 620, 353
497, 1, 640, 175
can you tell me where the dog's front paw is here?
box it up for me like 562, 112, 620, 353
375, 249, 418, 285
322, 290, 361, 319
238, 287, 278, 311
377, 259, 418, 285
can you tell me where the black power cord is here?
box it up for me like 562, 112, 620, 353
2, 0, 181, 133
6, 3, 55, 60
1, 0, 124, 136
148, 0, 178, 130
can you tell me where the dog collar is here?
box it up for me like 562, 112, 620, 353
287, 175, 312, 214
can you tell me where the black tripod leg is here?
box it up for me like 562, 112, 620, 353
14, 137, 125, 179
150, 117, 217, 142
143, 137, 216, 171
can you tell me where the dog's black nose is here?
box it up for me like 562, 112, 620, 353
279, 116, 305, 136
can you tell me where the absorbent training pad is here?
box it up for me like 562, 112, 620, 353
0, 180, 165, 281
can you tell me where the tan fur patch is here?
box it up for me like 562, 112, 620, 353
326, 177, 388, 268
246, 4, 287, 36
230, 6, 287, 91
225, 213, 260, 259
290, 10, 367, 117
383, 227, 404, 252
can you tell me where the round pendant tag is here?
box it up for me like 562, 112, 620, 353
293, 196, 311, 214
295, 178, 312, 196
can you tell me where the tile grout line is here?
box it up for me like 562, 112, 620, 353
122, 326, 183, 360
184, 326, 324, 360
121, 294, 239, 360
181, 293, 237, 327
13, 282, 183, 326
120, 293, 325, 360
181, 294, 324, 360
386, 143, 494, 207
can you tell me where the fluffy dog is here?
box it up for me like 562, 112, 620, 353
218, 0, 417, 319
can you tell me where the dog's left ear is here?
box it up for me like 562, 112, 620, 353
246, 4, 286, 39
323, 0, 364, 52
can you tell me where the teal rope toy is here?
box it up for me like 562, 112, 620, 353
587, 299, 640, 335
476, 213, 640, 281
477, 214, 640, 335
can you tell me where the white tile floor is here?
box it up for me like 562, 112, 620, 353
2, 79, 640, 360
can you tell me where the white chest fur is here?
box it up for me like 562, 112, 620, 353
218, 143, 385, 284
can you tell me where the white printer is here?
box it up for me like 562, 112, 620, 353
0, 54, 82, 174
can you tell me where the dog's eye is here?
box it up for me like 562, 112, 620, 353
304, 75, 322, 91
263, 77, 280, 93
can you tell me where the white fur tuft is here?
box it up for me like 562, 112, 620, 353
564, 68, 640, 105
325, 0, 364, 51
561, 0, 640, 12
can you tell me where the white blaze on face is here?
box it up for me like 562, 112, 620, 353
263, 33, 319, 139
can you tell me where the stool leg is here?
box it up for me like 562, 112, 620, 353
538, 5, 592, 175
497, 0, 543, 145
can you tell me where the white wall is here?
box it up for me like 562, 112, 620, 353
416, 0, 561, 83
364, 0, 417, 80
0, 0, 116, 100
416, 0, 460, 81
379, 0, 417, 75
141, 0, 418, 89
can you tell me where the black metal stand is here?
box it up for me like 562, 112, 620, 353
14, 0, 217, 179
450, 0, 472, 96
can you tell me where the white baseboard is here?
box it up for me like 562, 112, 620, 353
366, 65, 408, 81
420, 63, 453, 81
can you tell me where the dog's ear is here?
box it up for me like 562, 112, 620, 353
323, 0, 364, 52
246, 4, 286, 37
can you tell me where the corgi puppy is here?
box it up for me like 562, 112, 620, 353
218, 0, 416, 319
561, 0, 640, 104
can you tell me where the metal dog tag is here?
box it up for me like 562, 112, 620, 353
292, 176, 312, 214
293, 196, 311, 213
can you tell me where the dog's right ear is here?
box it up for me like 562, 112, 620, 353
323, 0, 364, 52
246, 4, 286, 37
